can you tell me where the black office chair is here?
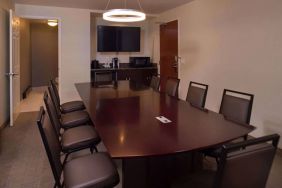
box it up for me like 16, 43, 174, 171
172, 134, 280, 188
165, 77, 180, 98
150, 76, 160, 91
186, 81, 208, 109
204, 89, 254, 162
50, 79, 85, 114
37, 107, 120, 188
219, 89, 254, 124
220, 89, 254, 143
46, 90, 91, 129
39, 106, 100, 164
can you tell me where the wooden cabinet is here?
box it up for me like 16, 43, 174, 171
117, 68, 157, 85
117, 70, 130, 80
92, 67, 158, 86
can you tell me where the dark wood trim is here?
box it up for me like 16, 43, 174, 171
159, 20, 179, 91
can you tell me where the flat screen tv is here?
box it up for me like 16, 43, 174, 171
97, 25, 141, 52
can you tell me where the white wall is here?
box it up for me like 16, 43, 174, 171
92, 16, 155, 64
153, 0, 282, 147
15, 4, 91, 102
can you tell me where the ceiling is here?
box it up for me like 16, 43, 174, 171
13, 0, 194, 14
29, 19, 46, 24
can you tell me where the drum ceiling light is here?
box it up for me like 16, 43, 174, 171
47, 20, 58, 27
103, 0, 146, 22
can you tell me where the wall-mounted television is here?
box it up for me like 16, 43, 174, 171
97, 25, 141, 52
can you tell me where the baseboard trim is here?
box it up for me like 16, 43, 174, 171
22, 85, 32, 99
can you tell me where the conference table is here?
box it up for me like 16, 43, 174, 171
75, 81, 255, 188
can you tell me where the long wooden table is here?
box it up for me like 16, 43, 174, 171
76, 81, 255, 187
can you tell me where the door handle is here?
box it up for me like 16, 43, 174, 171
6, 73, 19, 76
175, 56, 181, 62
172, 63, 178, 68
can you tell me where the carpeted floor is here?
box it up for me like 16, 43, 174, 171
0, 112, 53, 188
0, 111, 122, 188
0, 112, 281, 188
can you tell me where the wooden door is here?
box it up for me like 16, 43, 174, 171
160, 20, 178, 91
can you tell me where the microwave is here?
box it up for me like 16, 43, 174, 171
129, 57, 151, 67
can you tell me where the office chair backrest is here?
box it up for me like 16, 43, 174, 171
220, 89, 254, 124
43, 92, 61, 137
150, 76, 160, 91
214, 134, 280, 188
165, 77, 180, 97
37, 107, 63, 187
186, 81, 208, 109
48, 85, 63, 118
50, 79, 61, 105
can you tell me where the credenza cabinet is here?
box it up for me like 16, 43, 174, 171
91, 65, 158, 86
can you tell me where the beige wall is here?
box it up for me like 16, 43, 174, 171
16, 4, 91, 102
90, 13, 97, 61
15, 1, 282, 147
20, 18, 31, 96
0, 0, 12, 127
154, 0, 282, 147
0, 0, 13, 11
31, 22, 58, 87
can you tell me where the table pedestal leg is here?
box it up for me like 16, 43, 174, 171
122, 152, 203, 188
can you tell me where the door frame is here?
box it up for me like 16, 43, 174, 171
159, 19, 180, 89
15, 14, 62, 107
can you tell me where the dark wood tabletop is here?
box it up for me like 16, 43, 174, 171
75, 81, 255, 159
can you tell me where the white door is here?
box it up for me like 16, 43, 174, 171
8, 10, 20, 126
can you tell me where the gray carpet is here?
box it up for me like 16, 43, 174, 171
0, 112, 281, 188
0, 112, 53, 188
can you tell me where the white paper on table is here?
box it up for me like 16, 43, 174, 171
155, 116, 172, 124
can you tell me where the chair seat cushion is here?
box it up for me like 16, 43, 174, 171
61, 126, 101, 152
61, 101, 85, 114
61, 111, 90, 129
64, 153, 120, 188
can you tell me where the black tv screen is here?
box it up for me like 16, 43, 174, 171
97, 26, 117, 52
97, 26, 140, 52
117, 27, 140, 52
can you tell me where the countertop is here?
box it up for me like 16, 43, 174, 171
91, 63, 158, 71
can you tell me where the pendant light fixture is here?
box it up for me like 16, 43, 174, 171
103, 0, 146, 22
